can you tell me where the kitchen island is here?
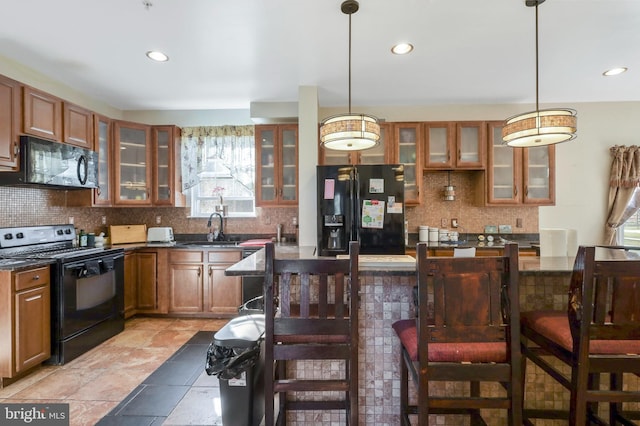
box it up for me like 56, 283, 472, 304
227, 246, 576, 425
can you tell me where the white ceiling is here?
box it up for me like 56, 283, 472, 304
0, 0, 638, 111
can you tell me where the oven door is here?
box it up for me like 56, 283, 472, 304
60, 252, 124, 339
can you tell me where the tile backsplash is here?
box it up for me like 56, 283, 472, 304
0, 172, 537, 239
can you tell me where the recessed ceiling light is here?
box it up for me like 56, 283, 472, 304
391, 43, 414, 55
146, 50, 169, 62
603, 67, 628, 76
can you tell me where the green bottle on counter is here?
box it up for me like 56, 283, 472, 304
79, 229, 88, 247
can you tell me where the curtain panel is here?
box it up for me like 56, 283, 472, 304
604, 145, 640, 244
180, 125, 255, 192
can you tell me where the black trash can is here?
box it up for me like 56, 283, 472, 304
205, 314, 265, 426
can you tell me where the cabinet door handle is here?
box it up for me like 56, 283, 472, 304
514, 185, 518, 197
208, 266, 213, 276
525, 185, 529, 197
32, 275, 40, 280
457, 148, 461, 162
13, 141, 19, 156
26, 294, 42, 302
198, 267, 201, 277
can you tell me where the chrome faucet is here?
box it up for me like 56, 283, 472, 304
206, 212, 225, 241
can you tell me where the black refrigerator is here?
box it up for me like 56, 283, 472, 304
317, 164, 405, 256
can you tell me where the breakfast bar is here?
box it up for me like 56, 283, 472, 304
227, 246, 576, 425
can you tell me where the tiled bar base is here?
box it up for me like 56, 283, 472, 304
283, 269, 640, 425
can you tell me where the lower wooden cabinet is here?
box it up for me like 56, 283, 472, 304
123, 249, 167, 316
0, 266, 51, 385
206, 250, 242, 316
124, 248, 242, 318
167, 249, 242, 317
136, 251, 161, 313
124, 252, 137, 318
168, 250, 204, 313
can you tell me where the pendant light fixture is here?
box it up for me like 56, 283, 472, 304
319, 0, 380, 151
502, 0, 577, 147
443, 171, 456, 201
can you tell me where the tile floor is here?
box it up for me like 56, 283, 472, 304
0, 317, 231, 426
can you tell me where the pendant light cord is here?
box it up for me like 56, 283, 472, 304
535, 3, 539, 113
348, 10, 352, 114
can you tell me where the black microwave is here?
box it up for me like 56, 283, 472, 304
0, 135, 98, 189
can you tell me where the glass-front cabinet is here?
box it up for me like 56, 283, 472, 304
424, 121, 485, 170
319, 123, 390, 165
93, 114, 112, 206
152, 126, 174, 206
485, 121, 555, 205
256, 124, 298, 206
392, 123, 422, 205
114, 121, 151, 205
523, 144, 555, 204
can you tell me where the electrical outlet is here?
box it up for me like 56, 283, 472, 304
441, 218, 447, 228
156, 215, 162, 225
451, 218, 458, 228
101, 216, 107, 225
68, 216, 74, 225
516, 218, 523, 228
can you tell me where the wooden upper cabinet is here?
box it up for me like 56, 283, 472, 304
152, 125, 184, 206
424, 121, 485, 170
23, 86, 94, 148
0, 75, 21, 170
256, 124, 298, 206
63, 102, 93, 148
482, 121, 555, 206
113, 120, 152, 205
23, 86, 62, 141
94, 114, 112, 206
391, 123, 422, 205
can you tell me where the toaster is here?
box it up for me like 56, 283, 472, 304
147, 227, 174, 243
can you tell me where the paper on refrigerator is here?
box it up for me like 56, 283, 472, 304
361, 200, 385, 229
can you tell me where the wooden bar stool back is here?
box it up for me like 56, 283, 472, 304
520, 245, 640, 425
392, 242, 522, 425
263, 241, 360, 425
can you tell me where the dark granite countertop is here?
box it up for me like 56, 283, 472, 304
406, 232, 540, 250
0, 258, 55, 271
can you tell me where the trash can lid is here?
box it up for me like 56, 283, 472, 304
213, 314, 265, 348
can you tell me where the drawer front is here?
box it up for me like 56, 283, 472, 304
170, 250, 203, 263
207, 250, 242, 263
15, 266, 50, 292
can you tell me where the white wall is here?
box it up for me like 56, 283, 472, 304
539, 102, 640, 245
297, 87, 319, 247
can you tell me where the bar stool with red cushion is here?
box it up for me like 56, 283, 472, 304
392, 242, 522, 425
520, 245, 640, 425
